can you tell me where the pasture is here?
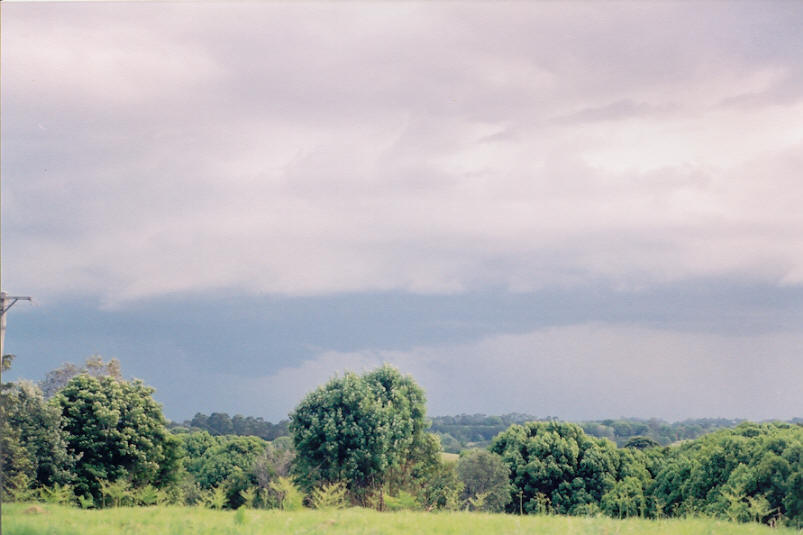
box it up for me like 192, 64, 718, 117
3, 504, 798, 535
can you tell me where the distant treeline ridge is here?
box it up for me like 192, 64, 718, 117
173, 411, 801, 454
429, 414, 791, 452
171, 412, 289, 442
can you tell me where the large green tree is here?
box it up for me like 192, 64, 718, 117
650, 422, 802, 524
289, 365, 427, 506
53, 375, 180, 502
1, 381, 36, 499
2, 381, 74, 489
490, 421, 620, 515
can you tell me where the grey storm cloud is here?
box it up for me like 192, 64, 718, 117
221, 323, 803, 422
3, 2, 803, 303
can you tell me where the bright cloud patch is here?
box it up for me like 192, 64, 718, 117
3, 3, 803, 303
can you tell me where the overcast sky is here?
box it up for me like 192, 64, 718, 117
2, 2, 802, 422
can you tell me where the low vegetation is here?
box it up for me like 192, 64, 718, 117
3, 503, 798, 535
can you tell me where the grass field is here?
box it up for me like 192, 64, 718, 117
3, 504, 799, 535
440, 452, 460, 463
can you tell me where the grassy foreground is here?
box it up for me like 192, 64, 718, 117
3, 503, 799, 535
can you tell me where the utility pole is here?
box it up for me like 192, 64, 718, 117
0, 293, 32, 529
1, 292, 32, 375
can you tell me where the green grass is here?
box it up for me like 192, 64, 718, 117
439, 452, 459, 463
3, 503, 799, 535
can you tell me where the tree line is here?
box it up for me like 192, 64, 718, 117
173, 412, 289, 442
182, 411, 803, 455
1, 357, 800, 527
175, 409, 759, 454
431, 414, 755, 451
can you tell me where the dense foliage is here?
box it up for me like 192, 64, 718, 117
2, 358, 181, 506
431, 414, 752, 452
289, 365, 429, 505
488, 420, 802, 525
650, 423, 802, 524
456, 449, 511, 512
490, 421, 622, 515
176, 412, 289, 442
177, 431, 270, 508
54, 375, 181, 501
3, 359, 801, 527
579, 418, 748, 448
1, 381, 75, 492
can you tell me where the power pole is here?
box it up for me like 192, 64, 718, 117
1, 291, 32, 374
0, 291, 32, 529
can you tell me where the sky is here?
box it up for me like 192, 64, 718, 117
2, 2, 802, 423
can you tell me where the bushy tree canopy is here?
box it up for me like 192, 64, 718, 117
289, 365, 427, 504
2, 381, 74, 489
651, 422, 802, 523
178, 431, 268, 508
490, 421, 620, 515
53, 375, 179, 501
